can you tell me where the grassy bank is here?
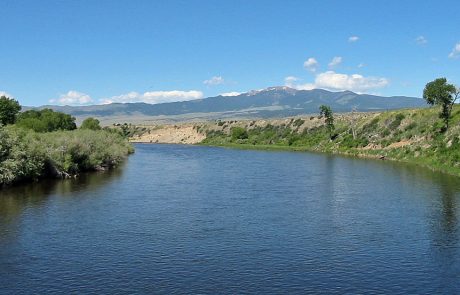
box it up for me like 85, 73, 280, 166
0, 126, 134, 186
199, 106, 460, 176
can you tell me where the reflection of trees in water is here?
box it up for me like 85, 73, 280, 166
423, 172, 460, 292
389, 162, 459, 244
427, 173, 459, 248
406, 167, 460, 245
0, 164, 125, 222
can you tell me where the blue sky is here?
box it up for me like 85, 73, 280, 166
0, 0, 459, 106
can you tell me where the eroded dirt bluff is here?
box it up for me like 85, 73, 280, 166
128, 112, 378, 145
129, 124, 206, 144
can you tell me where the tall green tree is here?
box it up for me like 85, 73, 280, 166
80, 117, 101, 130
0, 96, 21, 125
16, 109, 76, 132
319, 105, 335, 138
423, 78, 459, 131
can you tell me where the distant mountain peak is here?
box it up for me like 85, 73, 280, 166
246, 86, 298, 96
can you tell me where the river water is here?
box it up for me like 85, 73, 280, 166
0, 144, 459, 294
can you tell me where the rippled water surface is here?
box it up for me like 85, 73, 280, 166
1, 144, 459, 294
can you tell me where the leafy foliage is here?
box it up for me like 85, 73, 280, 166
0, 96, 21, 125
0, 126, 133, 186
319, 105, 335, 138
16, 109, 77, 132
81, 117, 101, 130
423, 78, 459, 131
231, 127, 248, 140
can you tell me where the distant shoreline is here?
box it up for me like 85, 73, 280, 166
129, 106, 460, 177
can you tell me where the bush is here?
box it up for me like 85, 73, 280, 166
362, 117, 379, 133
0, 96, 21, 125
231, 127, 248, 140
81, 117, 101, 130
293, 118, 305, 127
0, 126, 133, 186
16, 109, 77, 132
389, 113, 405, 130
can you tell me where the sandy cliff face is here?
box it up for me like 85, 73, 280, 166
130, 124, 206, 144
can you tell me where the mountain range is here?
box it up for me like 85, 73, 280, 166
30, 87, 426, 124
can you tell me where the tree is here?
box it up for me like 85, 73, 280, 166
351, 106, 358, 140
81, 117, 101, 130
231, 126, 248, 140
16, 109, 76, 132
319, 105, 335, 138
0, 96, 21, 125
423, 78, 459, 131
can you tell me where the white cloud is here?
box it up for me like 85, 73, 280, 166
284, 76, 299, 86
415, 35, 427, 45
100, 90, 204, 104
328, 56, 342, 68
303, 57, 319, 72
290, 82, 316, 91
50, 90, 93, 105
448, 42, 460, 59
203, 76, 225, 85
220, 91, 241, 97
315, 71, 388, 92
348, 36, 359, 43
357, 63, 365, 68
0, 91, 13, 98
284, 76, 314, 90
284, 71, 389, 93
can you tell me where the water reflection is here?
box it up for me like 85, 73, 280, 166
1, 145, 460, 294
0, 164, 125, 222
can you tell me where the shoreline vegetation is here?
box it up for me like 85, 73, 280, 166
198, 106, 460, 176
129, 105, 460, 177
0, 97, 134, 188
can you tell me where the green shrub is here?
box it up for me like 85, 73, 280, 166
405, 122, 417, 131
81, 117, 101, 130
0, 126, 133, 186
389, 113, 405, 130
16, 109, 76, 132
362, 117, 379, 133
293, 118, 305, 127
231, 127, 248, 140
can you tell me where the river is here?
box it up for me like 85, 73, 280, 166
0, 144, 459, 294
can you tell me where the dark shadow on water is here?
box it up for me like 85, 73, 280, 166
0, 163, 126, 222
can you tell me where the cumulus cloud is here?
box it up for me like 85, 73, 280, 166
220, 91, 241, 97
315, 71, 388, 92
100, 90, 203, 104
203, 76, 225, 85
448, 42, 460, 59
303, 57, 319, 72
284, 76, 300, 86
348, 36, 359, 43
284, 76, 315, 90
50, 90, 93, 105
284, 71, 389, 93
0, 91, 13, 98
415, 35, 428, 45
328, 56, 342, 68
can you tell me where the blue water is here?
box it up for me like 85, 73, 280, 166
0, 144, 459, 294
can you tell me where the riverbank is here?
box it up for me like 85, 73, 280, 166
0, 126, 134, 187
130, 106, 460, 176
201, 106, 460, 176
